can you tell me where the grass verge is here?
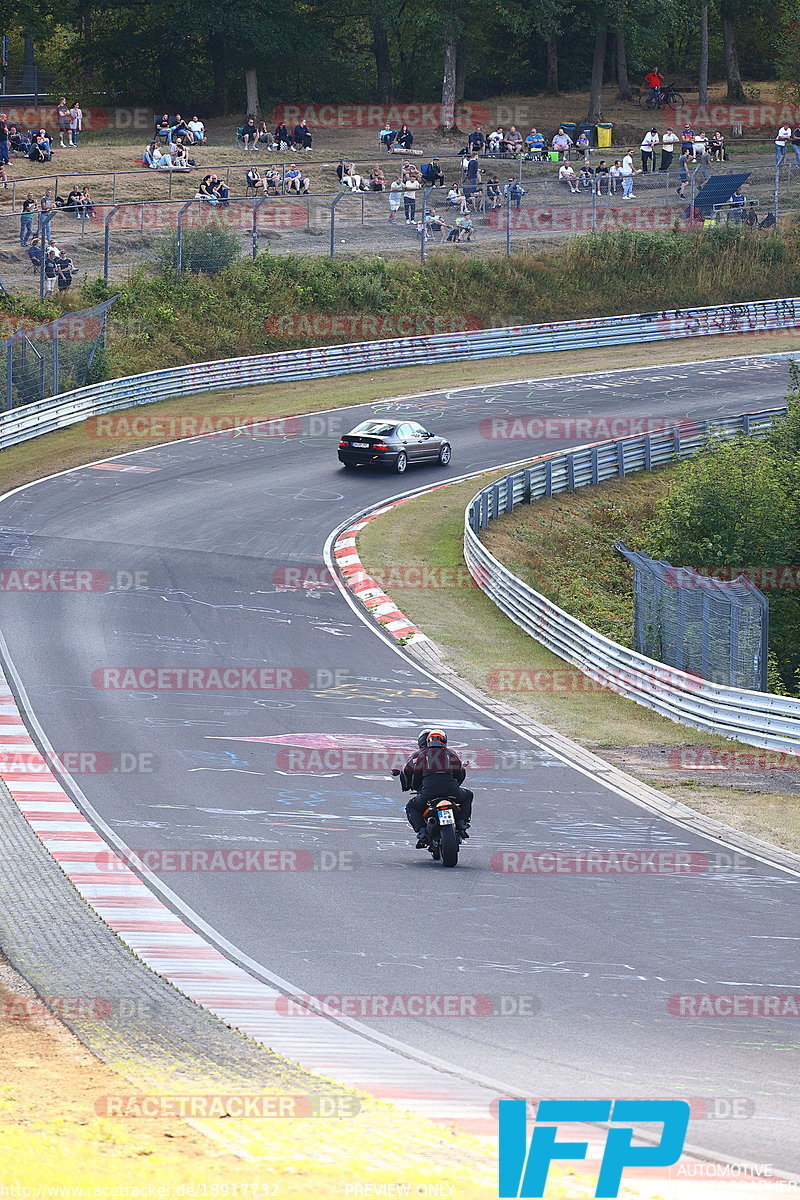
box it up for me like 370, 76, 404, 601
357, 470, 800, 856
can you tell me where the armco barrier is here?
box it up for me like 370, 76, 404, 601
464, 407, 800, 754
1, 296, 800, 451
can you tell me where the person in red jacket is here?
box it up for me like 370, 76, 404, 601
399, 729, 472, 847
644, 68, 663, 102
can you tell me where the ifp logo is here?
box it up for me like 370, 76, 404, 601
499, 1099, 690, 1197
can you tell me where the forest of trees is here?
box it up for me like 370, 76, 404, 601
2, 0, 798, 118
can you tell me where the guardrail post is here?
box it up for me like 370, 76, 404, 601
566, 456, 575, 491
616, 441, 625, 477
644, 434, 652, 469
252, 196, 265, 259
743, 413, 751, 435
591, 446, 599, 484
524, 467, 533, 502
104, 204, 121, 284
544, 459, 553, 496
505, 478, 515, 512
480, 491, 489, 529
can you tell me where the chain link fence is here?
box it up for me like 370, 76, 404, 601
1, 297, 116, 408
617, 542, 769, 690
2, 154, 800, 291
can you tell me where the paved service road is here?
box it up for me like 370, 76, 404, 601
0, 356, 798, 1169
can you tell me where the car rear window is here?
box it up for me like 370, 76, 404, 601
350, 421, 397, 435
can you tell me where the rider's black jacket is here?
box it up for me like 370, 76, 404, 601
399, 746, 466, 793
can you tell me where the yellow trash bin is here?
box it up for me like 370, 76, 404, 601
597, 123, 613, 148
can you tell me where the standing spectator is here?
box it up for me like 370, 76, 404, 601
640, 127, 659, 172
621, 151, 640, 198
388, 176, 403, 221
462, 152, 481, 206
609, 159, 623, 193
660, 127, 679, 171
643, 67, 663, 102
293, 121, 312, 150
675, 147, 694, 197
44, 250, 58, 296
39, 188, 56, 230
558, 162, 579, 193
504, 177, 524, 207
0, 113, 9, 166
551, 127, 573, 159
56, 97, 71, 147
467, 126, 485, 154
696, 145, 713, 185
679, 122, 695, 149
242, 117, 258, 150
792, 124, 800, 169
775, 122, 792, 166
403, 173, 420, 222
19, 193, 36, 244
69, 101, 83, 146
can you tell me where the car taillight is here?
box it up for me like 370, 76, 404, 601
373, 442, 389, 450
339, 440, 348, 448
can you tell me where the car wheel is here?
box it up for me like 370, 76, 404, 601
394, 451, 408, 474
438, 443, 451, 465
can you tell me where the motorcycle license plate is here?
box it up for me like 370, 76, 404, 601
352, 442, 369, 448
438, 809, 456, 825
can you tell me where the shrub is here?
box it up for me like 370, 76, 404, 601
156, 226, 241, 276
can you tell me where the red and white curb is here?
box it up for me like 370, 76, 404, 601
333, 501, 427, 644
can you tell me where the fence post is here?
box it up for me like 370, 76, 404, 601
6, 342, 12, 410
420, 186, 433, 264
252, 196, 265, 259
52, 314, 60, 396
176, 199, 194, 279
329, 192, 345, 258
591, 179, 597, 233
39, 212, 53, 301
112, 173, 117, 202
168, 171, 173, 200
774, 160, 780, 224
103, 204, 120, 284
689, 167, 697, 227
505, 187, 511, 257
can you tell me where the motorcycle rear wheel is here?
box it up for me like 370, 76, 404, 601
440, 825, 459, 867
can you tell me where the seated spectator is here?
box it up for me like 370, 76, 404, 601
594, 160, 610, 194
503, 178, 524, 208
28, 134, 52, 162
155, 114, 172, 141
551, 127, 573, 159
728, 186, 746, 220
172, 114, 192, 145
143, 141, 159, 167
421, 158, 444, 186
446, 184, 468, 214
524, 128, 547, 158
453, 214, 474, 241
485, 175, 501, 209
9, 125, 30, 154
558, 162, 579, 193
241, 117, 258, 150
579, 162, 594, 188
467, 126, 485, 155
710, 130, 726, 161
257, 121, 275, 148
576, 130, 591, 161
153, 145, 175, 168
171, 145, 190, 169
246, 166, 261, 192
263, 166, 281, 192
274, 122, 290, 149
395, 123, 413, 150
27, 240, 42, 268
197, 174, 219, 204
609, 159, 623, 193
284, 163, 309, 193
692, 129, 707, 157
421, 208, 449, 243
64, 186, 82, 217
293, 121, 312, 150
379, 126, 397, 152
369, 166, 386, 191
505, 126, 523, 154
80, 186, 95, 217
212, 176, 229, 205
487, 127, 504, 154
341, 162, 362, 191
187, 115, 206, 144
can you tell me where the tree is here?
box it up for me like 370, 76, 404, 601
699, 2, 709, 105
440, 2, 458, 130
719, 0, 746, 101
615, 27, 631, 100
372, 15, 392, 102
587, 21, 608, 121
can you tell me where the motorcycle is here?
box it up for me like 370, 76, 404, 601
393, 769, 464, 867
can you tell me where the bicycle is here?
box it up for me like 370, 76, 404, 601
639, 84, 685, 110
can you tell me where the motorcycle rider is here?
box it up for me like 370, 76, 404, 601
399, 729, 473, 848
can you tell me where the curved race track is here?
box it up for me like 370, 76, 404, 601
0, 354, 798, 1170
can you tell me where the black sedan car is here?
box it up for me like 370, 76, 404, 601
338, 419, 451, 473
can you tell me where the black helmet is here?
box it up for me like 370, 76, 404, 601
417, 729, 431, 749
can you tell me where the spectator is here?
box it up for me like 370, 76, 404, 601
389, 176, 403, 221
19, 193, 36, 244
241, 117, 258, 150
155, 114, 171, 140
56, 252, 77, 292
728, 187, 746, 221
595, 160, 610, 194
660, 127, 679, 172
487, 127, 504, 154
293, 121, 312, 150
675, 147, 695, 198
793, 124, 800, 169
446, 184, 468, 214
68, 100, 83, 146
379, 125, 396, 152
575, 130, 591, 161
579, 162, 594, 188
246, 166, 261, 193
274, 122, 290, 149
621, 151, 640, 197
551, 127, 573, 159
486, 175, 501, 209
462, 153, 481, 208
403, 173, 420, 222
9, 124, 30, 154
44, 249, 58, 296
188, 115, 206, 144
172, 114, 192, 145
524, 128, 547, 159
421, 208, 448, 243
263, 166, 281, 192
710, 130, 726, 161
696, 145, 713, 185
503, 177, 524, 207
0, 162, 5, 188
28, 135, 52, 162
197, 174, 219, 204
558, 162, 579, 193
467, 126, 485, 154
80, 186, 95, 218
396, 123, 413, 150
454, 213, 474, 241
39, 188, 55, 228
284, 163, 309, 193
679, 123, 695, 149
341, 162, 362, 191
643, 67, 663, 102
143, 141, 160, 167
153, 144, 175, 168
171, 144, 190, 169
369, 165, 386, 191
0, 113, 9, 165
421, 158, 444, 186
64, 186, 83, 217
506, 126, 523, 154
212, 176, 229, 205
775, 122, 792, 166
609, 159, 623, 194
692, 129, 707, 158
640, 127, 659, 172
27, 239, 42, 268
56, 97, 72, 147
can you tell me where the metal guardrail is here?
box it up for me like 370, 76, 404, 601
463, 407, 800, 753
2, 296, 800, 452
